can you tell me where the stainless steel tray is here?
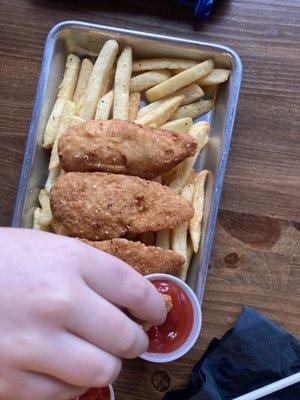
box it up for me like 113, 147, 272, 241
12, 20, 242, 302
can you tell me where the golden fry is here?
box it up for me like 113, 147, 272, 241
43, 99, 66, 149
135, 95, 184, 127
45, 167, 61, 194
133, 57, 197, 72
197, 69, 230, 86
130, 70, 172, 92
145, 60, 214, 102
72, 58, 93, 104
174, 99, 214, 119
128, 92, 141, 121
180, 238, 193, 281
58, 54, 81, 100
49, 100, 76, 171
168, 121, 210, 192
95, 90, 114, 120
113, 46, 133, 120
79, 39, 119, 120
161, 117, 193, 133
189, 170, 209, 252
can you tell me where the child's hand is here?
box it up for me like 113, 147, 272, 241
0, 228, 166, 400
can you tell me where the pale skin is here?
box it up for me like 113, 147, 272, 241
0, 228, 166, 400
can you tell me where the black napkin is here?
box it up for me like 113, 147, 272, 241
164, 306, 300, 400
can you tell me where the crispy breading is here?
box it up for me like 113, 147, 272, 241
81, 238, 185, 276
50, 172, 194, 240
58, 119, 197, 179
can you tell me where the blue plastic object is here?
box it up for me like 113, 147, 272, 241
177, 0, 215, 18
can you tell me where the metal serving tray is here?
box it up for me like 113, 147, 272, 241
12, 20, 242, 301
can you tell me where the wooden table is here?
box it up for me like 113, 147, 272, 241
0, 1, 299, 398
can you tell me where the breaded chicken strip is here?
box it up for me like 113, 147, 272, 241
50, 172, 194, 240
81, 238, 185, 276
58, 119, 197, 179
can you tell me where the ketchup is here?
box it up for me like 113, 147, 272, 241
74, 387, 111, 400
147, 280, 194, 353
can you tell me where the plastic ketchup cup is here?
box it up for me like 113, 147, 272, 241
73, 385, 114, 400
141, 273, 202, 363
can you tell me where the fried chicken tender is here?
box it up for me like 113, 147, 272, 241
50, 172, 194, 240
58, 119, 197, 179
81, 238, 185, 276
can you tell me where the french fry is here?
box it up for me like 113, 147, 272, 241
148, 123, 157, 128
113, 46, 133, 120
189, 170, 209, 253
137, 100, 162, 119
95, 90, 114, 120
137, 83, 203, 121
103, 68, 115, 94
43, 99, 67, 149
171, 183, 194, 266
33, 189, 53, 231
45, 167, 61, 194
38, 190, 52, 225
69, 116, 85, 126
145, 60, 214, 102
156, 229, 171, 250
129, 70, 172, 93
58, 54, 81, 100
128, 92, 141, 121
49, 100, 76, 171
132, 58, 197, 72
197, 69, 230, 86
135, 95, 184, 127
180, 238, 193, 281
72, 58, 93, 104
79, 39, 119, 120
168, 122, 210, 192
161, 117, 193, 133
33, 208, 50, 231
174, 99, 214, 120
75, 95, 84, 116
174, 83, 204, 106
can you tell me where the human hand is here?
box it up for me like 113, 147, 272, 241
0, 228, 166, 400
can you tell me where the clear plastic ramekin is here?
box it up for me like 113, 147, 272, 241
141, 273, 202, 363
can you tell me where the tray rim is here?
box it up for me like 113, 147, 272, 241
12, 20, 242, 301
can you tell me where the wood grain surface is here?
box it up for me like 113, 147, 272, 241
0, 0, 299, 398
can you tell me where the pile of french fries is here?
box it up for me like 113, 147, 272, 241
33, 39, 230, 281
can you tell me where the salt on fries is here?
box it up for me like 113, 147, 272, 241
189, 170, 209, 253
171, 182, 195, 277
167, 121, 210, 193
133, 57, 197, 72
49, 100, 76, 171
174, 99, 214, 120
137, 83, 204, 119
130, 70, 172, 92
113, 46, 132, 120
128, 92, 141, 121
95, 90, 114, 120
79, 39, 119, 120
72, 58, 93, 104
135, 95, 184, 127
35, 39, 231, 280
145, 60, 214, 102
161, 117, 193, 133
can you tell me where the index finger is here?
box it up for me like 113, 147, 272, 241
79, 241, 167, 326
